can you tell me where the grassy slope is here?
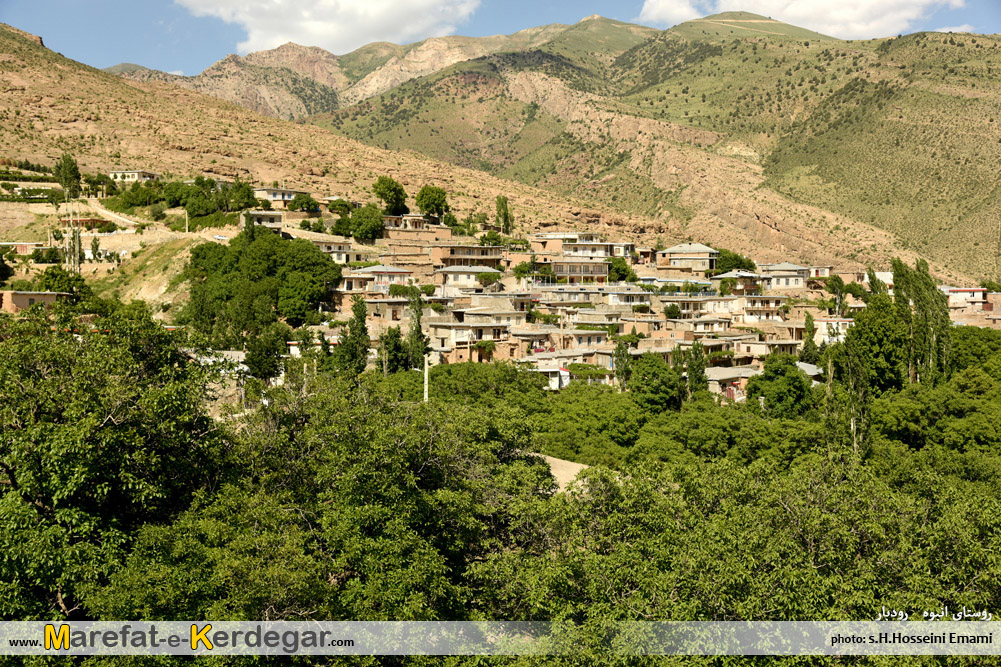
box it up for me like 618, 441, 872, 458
314, 14, 1001, 280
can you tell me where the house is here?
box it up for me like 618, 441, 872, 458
281, 228, 370, 264
430, 243, 504, 270
813, 318, 854, 344
655, 243, 719, 273
550, 258, 609, 284
706, 366, 763, 402
740, 295, 788, 322
252, 187, 308, 207
0, 290, 70, 314
563, 240, 616, 259
241, 210, 284, 229
940, 287, 988, 312
809, 266, 833, 279
435, 265, 503, 290
710, 270, 771, 295
109, 170, 157, 184
758, 262, 809, 290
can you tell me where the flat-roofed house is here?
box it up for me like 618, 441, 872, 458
430, 243, 504, 270
435, 265, 503, 290
0, 290, 70, 314
710, 269, 771, 295
551, 257, 609, 284
109, 170, 158, 184
252, 187, 308, 208
758, 262, 809, 290
655, 242, 719, 273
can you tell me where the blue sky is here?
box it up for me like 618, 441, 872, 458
1, 0, 998, 76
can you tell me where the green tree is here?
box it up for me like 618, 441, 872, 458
495, 195, 513, 235
0, 309, 224, 618
287, 193, 320, 213
327, 198, 352, 217
892, 258, 950, 385
38, 265, 91, 302
378, 326, 408, 374
613, 340, 632, 388
229, 179, 258, 210
405, 293, 429, 371
686, 340, 708, 400
351, 203, 384, 243
713, 248, 755, 275
372, 176, 408, 215
415, 185, 449, 218
627, 353, 682, 412
89, 237, 101, 262
245, 322, 291, 380
606, 257, 637, 282
664, 303, 682, 319
54, 154, 81, 199
800, 312, 821, 365
479, 230, 504, 246
336, 295, 370, 376
746, 354, 814, 418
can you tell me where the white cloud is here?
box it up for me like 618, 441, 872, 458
173, 0, 481, 55
932, 24, 975, 33
636, 0, 967, 39
168, 70, 185, 75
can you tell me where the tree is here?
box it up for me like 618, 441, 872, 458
378, 326, 408, 374
613, 341, 632, 388
664, 303, 682, 319
477, 272, 501, 287
479, 230, 504, 246
54, 154, 81, 199
800, 312, 820, 365
351, 203, 384, 243
372, 176, 408, 215
627, 353, 682, 412
287, 193, 320, 213
404, 293, 429, 371
713, 248, 755, 275
327, 198, 352, 217
685, 340, 708, 400
0, 310, 224, 618
336, 295, 369, 375
607, 257, 637, 282
38, 265, 90, 302
90, 237, 101, 262
495, 195, 513, 235
513, 261, 534, 280
415, 185, 449, 218
892, 258, 950, 385
245, 322, 291, 380
827, 274, 846, 315
746, 354, 814, 418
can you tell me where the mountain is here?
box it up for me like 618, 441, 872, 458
309, 13, 1001, 281
106, 19, 658, 119
0, 20, 977, 284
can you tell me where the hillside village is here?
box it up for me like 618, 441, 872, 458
3, 162, 999, 401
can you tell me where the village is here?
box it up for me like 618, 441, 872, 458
3, 166, 999, 401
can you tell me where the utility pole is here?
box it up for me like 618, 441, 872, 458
185, 209, 189, 234
423, 353, 429, 402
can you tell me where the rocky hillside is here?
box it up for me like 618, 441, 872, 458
0, 22, 966, 284
313, 13, 1001, 281
106, 18, 656, 119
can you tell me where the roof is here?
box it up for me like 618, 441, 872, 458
436, 265, 502, 274
796, 361, 823, 377
760, 262, 808, 271
712, 270, 762, 280
659, 242, 718, 255
353, 264, 412, 274
706, 366, 762, 381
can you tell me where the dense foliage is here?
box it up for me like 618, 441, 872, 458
180, 228, 341, 346
3, 258, 1001, 665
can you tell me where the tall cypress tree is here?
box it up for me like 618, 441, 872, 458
336, 296, 370, 376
